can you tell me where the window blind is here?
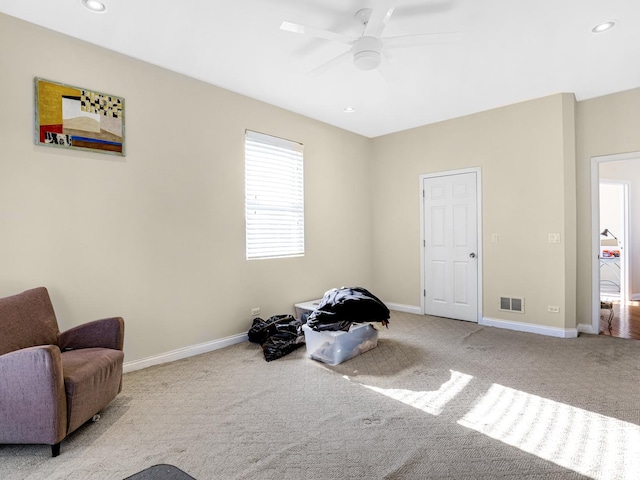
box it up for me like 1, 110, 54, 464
245, 130, 304, 260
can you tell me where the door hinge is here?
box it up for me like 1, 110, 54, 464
424, 289, 426, 297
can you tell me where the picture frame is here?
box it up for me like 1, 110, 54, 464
34, 77, 125, 156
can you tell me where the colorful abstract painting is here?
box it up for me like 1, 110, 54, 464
34, 78, 125, 155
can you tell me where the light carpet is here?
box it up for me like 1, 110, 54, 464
1, 311, 639, 479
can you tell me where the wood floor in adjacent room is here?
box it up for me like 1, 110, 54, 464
600, 301, 640, 339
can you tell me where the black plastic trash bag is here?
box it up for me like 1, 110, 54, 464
248, 314, 305, 362
248, 315, 286, 344
307, 287, 390, 332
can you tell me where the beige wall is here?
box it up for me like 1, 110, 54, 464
371, 93, 577, 329
0, 14, 373, 362
3, 12, 640, 362
576, 88, 640, 325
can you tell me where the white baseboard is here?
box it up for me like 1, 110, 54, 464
632, 293, 640, 301
480, 317, 578, 339
123, 333, 248, 373
386, 302, 422, 315
577, 323, 597, 335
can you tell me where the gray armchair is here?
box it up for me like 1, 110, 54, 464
0, 287, 124, 456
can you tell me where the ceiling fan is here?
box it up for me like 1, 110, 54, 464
280, 0, 458, 74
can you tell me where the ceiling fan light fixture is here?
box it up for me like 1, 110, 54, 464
354, 50, 381, 70
352, 36, 383, 71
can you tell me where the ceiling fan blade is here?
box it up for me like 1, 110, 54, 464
375, 53, 393, 82
383, 32, 462, 49
280, 21, 354, 45
307, 49, 352, 76
364, 0, 398, 38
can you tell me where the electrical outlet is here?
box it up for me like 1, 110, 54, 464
547, 305, 560, 313
251, 308, 261, 316
491, 233, 499, 243
548, 233, 561, 244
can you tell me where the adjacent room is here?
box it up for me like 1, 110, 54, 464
598, 159, 640, 338
1, 1, 639, 479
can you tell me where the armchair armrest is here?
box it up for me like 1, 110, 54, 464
0, 345, 67, 445
59, 317, 124, 351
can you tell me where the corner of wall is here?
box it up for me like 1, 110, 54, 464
562, 93, 578, 329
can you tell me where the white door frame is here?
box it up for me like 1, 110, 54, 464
590, 152, 638, 334
420, 167, 483, 322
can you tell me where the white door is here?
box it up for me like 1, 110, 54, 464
423, 172, 478, 322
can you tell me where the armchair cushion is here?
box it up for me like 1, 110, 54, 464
61, 348, 124, 433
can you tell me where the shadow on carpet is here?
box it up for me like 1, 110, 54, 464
124, 464, 195, 480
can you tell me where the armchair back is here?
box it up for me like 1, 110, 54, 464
0, 287, 60, 356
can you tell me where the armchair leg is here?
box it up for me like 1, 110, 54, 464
52, 443, 61, 457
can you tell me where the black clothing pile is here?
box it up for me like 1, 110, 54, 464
248, 314, 305, 362
306, 287, 390, 332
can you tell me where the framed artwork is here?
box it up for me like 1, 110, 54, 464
34, 77, 125, 156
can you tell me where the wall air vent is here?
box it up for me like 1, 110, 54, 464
500, 297, 525, 313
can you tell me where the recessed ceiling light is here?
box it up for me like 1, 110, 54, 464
343, 106, 356, 113
81, 0, 107, 13
592, 21, 615, 33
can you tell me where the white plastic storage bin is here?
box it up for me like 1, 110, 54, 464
302, 323, 379, 366
294, 299, 322, 321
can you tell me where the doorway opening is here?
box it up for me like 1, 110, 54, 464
599, 182, 627, 303
592, 152, 640, 339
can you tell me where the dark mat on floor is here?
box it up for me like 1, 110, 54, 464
124, 464, 195, 480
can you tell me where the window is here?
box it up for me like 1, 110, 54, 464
245, 130, 304, 260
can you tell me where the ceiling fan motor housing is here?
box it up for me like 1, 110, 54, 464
352, 36, 382, 70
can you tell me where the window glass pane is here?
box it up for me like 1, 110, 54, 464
245, 130, 304, 260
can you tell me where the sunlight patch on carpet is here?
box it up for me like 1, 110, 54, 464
359, 370, 473, 415
458, 384, 640, 480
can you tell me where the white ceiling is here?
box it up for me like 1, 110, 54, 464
2, 0, 639, 138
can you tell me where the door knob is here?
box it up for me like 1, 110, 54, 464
469, 252, 476, 258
